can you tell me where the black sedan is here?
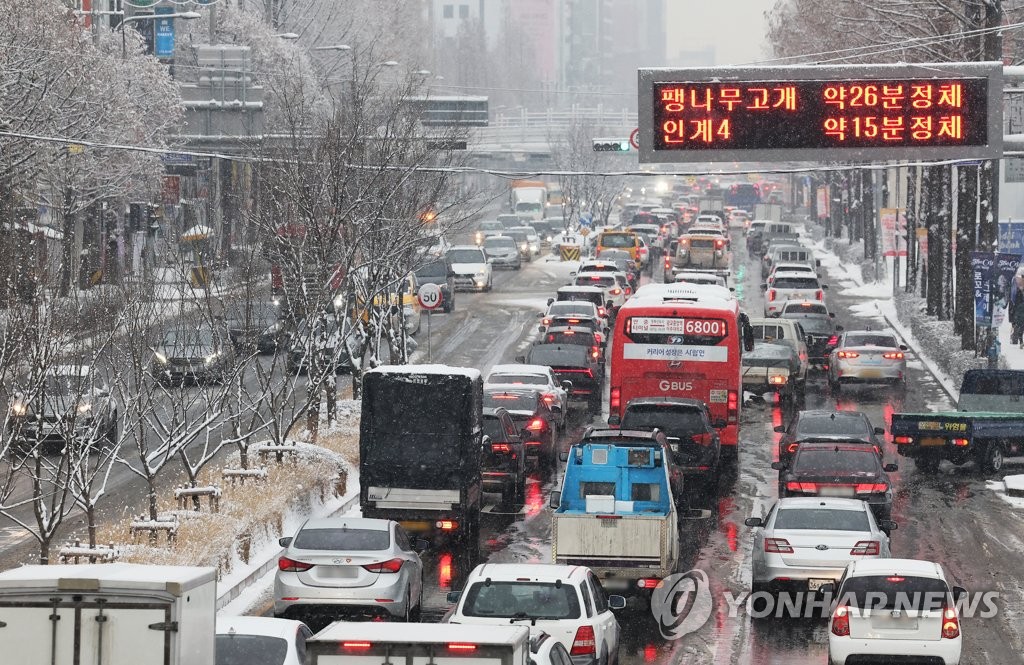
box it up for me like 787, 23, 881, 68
151, 326, 235, 385
483, 387, 559, 474
773, 442, 897, 526
224, 301, 290, 354
778, 301, 842, 367
518, 343, 603, 414
775, 409, 886, 464
481, 407, 527, 509
614, 397, 723, 496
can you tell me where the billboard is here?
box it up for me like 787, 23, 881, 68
154, 7, 175, 59
637, 63, 1002, 163
999, 220, 1024, 257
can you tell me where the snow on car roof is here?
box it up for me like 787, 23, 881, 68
488, 364, 550, 377
846, 558, 944, 578
314, 622, 530, 645
777, 497, 868, 511
216, 616, 306, 639
365, 365, 482, 380
467, 562, 587, 583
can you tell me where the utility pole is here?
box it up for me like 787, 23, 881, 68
978, 0, 1003, 256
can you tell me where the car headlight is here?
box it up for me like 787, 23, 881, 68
153, 352, 168, 364
476, 268, 487, 276
77, 402, 92, 414
521, 243, 528, 250
205, 353, 221, 364
10, 402, 27, 416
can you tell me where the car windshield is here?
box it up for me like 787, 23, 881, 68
845, 334, 899, 347
784, 303, 828, 315
416, 261, 447, 277
600, 233, 635, 248
516, 202, 543, 213
752, 324, 787, 341
543, 330, 594, 346
44, 374, 89, 396
793, 448, 879, 474
484, 392, 538, 411
485, 237, 516, 250
480, 222, 503, 231
576, 275, 616, 288
163, 328, 215, 347
293, 527, 390, 551
772, 277, 819, 289
840, 576, 950, 610
448, 249, 485, 263
794, 414, 871, 439
461, 581, 581, 619
773, 508, 870, 532
215, 635, 289, 665
598, 250, 631, 262
528, 344, 589, 367
548, 302, 597, 317
620, 404, 706, 436
488, 373, 547, 386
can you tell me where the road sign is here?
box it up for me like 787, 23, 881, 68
579, 227, 591, 237
560, 245, 581, 261
417, 283, 443, 310
629, 128, 640, 150
637, 62, 1002, 164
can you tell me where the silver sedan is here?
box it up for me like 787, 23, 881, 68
746, 497, 893, 595
827, 330, 908, 393
274, 517, 425, 623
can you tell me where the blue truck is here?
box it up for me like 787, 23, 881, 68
890, 369, 1024, 474
549, 430, 681, 599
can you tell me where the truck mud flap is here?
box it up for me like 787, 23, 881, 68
679, 509, 712, 520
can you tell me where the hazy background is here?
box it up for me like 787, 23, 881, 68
665, 0, 775, 66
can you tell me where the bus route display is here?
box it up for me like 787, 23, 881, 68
637, 63, 1002, 163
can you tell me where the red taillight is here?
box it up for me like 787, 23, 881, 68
590, 275, 601, 281
570, 626, 596, 656
341, 642, 373, 651
727, 390, 739, 423
598, 307, 607, 318
362, 558, 403, 573
768, 375, 787, 385
854, 483, 888, 494
837, 351, 860, 359
850, 540, 880, 556
591, 346, 600, 359
278, 556, 314, 572
764, 538, 793, 553
952, 438, 969, 447
886, 576, 905, 583
664, 257, 672, 268
816, 290, 824, 301
786, 481, 818, 493
526, 417, 546, 432
786, 443, 799, 453
610, 387, 621, 410
894, 436, 913, 445
636, 578, 662, 589
679, 238, 690, 247
692, 432, 712, 446
448, 644, 478, 652
491, 443, 512, 453
568, 318, 581, 324
715, 239, 725, 249
882, 352, 904, 360
609, 288, 621, 295
942, 606, 960, 639
767, 289, 777, 301
831, 605, 850, 637
594, 332, 603, 344
542, 318, 551, 326
826, 335, 839, 346
625, 286, 632, 296
436, 520, 458, 531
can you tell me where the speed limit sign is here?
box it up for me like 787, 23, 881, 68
417, 283, 443, 310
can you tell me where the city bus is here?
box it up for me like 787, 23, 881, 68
608, 290, 753, 461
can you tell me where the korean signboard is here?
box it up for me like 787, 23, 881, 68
972, 251, 1022, 329
880, 208, 908, 257
637, 63, 1002, 163
154, 7, 175, 59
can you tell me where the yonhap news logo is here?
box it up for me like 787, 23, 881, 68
650, 570, 714, 640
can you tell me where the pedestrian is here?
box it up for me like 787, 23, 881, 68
1011, 294, 1024, 349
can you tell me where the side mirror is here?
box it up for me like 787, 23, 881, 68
547, 298, 554, 306
773, 425, 786, 433
829, 312, 836, 318
817, 583, 835, 596
770, 461, 786, 471
874, 427, 885, 435
446, 591, 462, 604
481, 435, 491, 450
515, 355, 526, 363
712, 418, 727, 429
536, 311, 544, 318
744, 517, 763, 528
608, 595, 627, 610
569, 271, 577, 277
836, 325, 845, 332
550, 404, 562, 414
561, 380, 572, 390
899, 345, 908, 351
607, 413, 621, 427
822, 284, 830, 290
278, 537, 293, 548
412, 538, 431, 553
880, 520, 898, 532
952, 585, 967, 601
884, 463, 899, 472
549, 490, 562, 509
760, 284, 768, 291
559, 451, 569, 463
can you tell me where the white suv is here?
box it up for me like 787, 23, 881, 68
447, 245, 493, 292
447, 564, 625, 665
827, 558, 964, 665
762, 271, 828, 317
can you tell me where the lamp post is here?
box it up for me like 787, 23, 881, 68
118, 11, 201, 60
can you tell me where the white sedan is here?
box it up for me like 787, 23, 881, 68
827, 330, 908, 393
216, 616, 312, 665
486, 363, 570, 429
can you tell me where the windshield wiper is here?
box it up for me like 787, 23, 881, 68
509, 612, 538, 626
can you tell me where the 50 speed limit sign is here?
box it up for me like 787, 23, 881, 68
417, 283, 443, 310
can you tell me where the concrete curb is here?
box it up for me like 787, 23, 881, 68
877, 306, 959, 404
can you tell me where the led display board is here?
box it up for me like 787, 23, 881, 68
637, 63, 1002, 163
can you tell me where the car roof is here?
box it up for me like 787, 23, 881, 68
624, 396, 706, 409
489, 364, 550, 376
557, 286, 604, 294
584, 428, 662, 441
846, 559, 945, 579
216, 616, 306, 639
449, 244, 485, 252
794, 442, 878, 453
301, 517, 390, 531
466, 563, 587, 583
775, 497, 869, 511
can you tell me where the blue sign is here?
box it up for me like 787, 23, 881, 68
154, 7, 175, 59
998, 220, 1024, 258
578, 212, 593, 227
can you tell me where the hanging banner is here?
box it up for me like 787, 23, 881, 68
993, 253, 1022, 328
998, 220, 1024, 257
880, 208, 908, 257
816, 186, 829, 220
972, 252, 995, 328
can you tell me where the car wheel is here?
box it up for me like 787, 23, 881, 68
401, 590, 412, 622
410, 585, 423, 622
980, 441, 1004, 475
485, 278, 493, 292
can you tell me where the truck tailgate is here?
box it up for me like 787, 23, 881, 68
553, 514, 669, 571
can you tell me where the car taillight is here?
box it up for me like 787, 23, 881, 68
850, 540, 880, 556
764, 538, 793, 553
692, 432, 712, 446
590, 275, 601, 281
768, 375, 787, 385
362, 558, 404, 573
727, 390, 738, 424
594, 332, 603, 344
610, 288, 621, 295
942, 606, 960, 639
610, 387, 621, 410
786, 443, 799, 453
598, 307, 607, 318
570, 626, 596, 656
591, 346, 600, 359
882, 352, 904, 359
542, 318, 551, 326
826, 335, 839, 346
542, 392, 556, 404
952, 438, 969, 447
625, 286, 632, 295
855, 483, 888, 494
491, 443, 512, 453
278, 556, 314, 572
664, 257, 672, 268
680, 238, 690, 247
715, 239, 725, 249
341, 642, 373, 651
526, 417, 546, 432
448, 644, 478, 652
636, 578, 662, 589
786, 481, 818, 493
837, 351, 860, 359
816, 290, 824, 301
894, 436, 913, 445
435, 520, 459, 530
767, 289, 777, 301
831, 605, 851, 637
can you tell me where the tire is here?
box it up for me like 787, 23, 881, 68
485, 278, 493, 292
829, 377, 841, 394
980, 441, 1004, 475
410, 585, 423, 622
915, 456, 941, 474
400, 590, 412, 622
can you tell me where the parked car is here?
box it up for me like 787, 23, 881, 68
274, 517, 426, 623
775, 409, 886, 464
825, 559, 964, 665
151, 325, 235, 385
447, 245, 493, 292
484, 387, 560, 472
483, 235, 522, 270
827, 330, 908, 393
7, 365, 118, 450
482, 407, 527, 509
414, 257, 456, 313
446, 563, 624, 665
746, 498, 894, 604
215, 616, 312, 665
774, 442, 898, 527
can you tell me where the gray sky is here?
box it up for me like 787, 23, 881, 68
665, 0, 777, 66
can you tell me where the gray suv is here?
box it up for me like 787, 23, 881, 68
483, 235, 522, 270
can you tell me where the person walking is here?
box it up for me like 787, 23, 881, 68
1011, 293, 1024, 349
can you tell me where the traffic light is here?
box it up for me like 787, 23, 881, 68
593, 138, 631, 152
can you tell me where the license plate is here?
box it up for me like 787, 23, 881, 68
399, 520, 433, 532
920, 437, 946, 447
819, 486, 854, 497
857, 369, 884, 378
807, 578, 832, 591
601, 579, 630, 591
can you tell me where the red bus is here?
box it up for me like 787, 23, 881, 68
608, 291, 752, 460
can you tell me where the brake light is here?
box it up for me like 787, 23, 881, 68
786, 443, 799, 453
435, 520, 458, 531
942, 606, 960, 639
768, 375, 787, 385
679, 238, 690, 247
767, 289, 777, 301
448, 644, 478, 652
568, 318, 581, 324
591, 346, 600, 359
952, 438, 969, 447
526, 418, 546, 432
542, 392, 556, 404
826, 335, 839, 346
882, 352, 904, 360
341, 642, 373, 651
786, 481, 818, 493
542, 318, 551, 326
886, 576, 905, 583
278, 556, 314, 572
362, 558, 404, 573
625, 286, 632, 296
831, 605, 850, 637
570, 626, 596, 656
850, 540, 880, 556
594, 332, 603, 344
727, 390, 738, 424
764, 538, 793, 553
610, 387, 621, 410
562, 330, 575, 336
715, 239, 725, 249
598, 307, 607, 318
636, 578, 662, 589
491, 443, 512, 453
590, 275, 601, 281
692, 432, 712, 446
664, 257, 672, 268
816, 290, 824, 301
894, 436, 913, 445
854, 483, 888, 494
837, 351, 860, 359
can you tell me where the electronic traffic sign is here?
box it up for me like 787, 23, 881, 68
637, 63, 1002, 163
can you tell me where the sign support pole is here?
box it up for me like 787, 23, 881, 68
427, 311, 431, 362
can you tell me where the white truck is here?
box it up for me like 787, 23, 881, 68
0, 563, 216, 665
511, 180, 547, 221
754, 203, 784, 222
307, 622, 531, 665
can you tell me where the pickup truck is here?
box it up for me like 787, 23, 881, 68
549, 430, 680, 602
890, 369, 1024, 474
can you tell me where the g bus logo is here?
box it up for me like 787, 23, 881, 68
659, 380, 694, 392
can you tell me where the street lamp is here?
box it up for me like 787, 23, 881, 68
118, 11, 201, 59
